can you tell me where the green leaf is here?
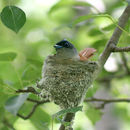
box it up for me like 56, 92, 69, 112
101, 23, 116, 31
72, 14, 130, 36
52, 106, 82, 126
48, 0, 99, 15
72, 14, 115, 27
92, 39, 107, 49
52, 106, 83, 119
1, 6, 26, 33
0, 52, 17, 61
5, 93, 29, 115
27, 58, 43, 67
88, 29, 103, 36
30, 107, 50, 130
86, 106, 102, 124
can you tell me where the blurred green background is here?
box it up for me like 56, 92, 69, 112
0, 0, 130, 130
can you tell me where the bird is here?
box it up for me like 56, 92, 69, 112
38, 39, 98, 109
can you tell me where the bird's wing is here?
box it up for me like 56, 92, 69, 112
79, 48, 96, 61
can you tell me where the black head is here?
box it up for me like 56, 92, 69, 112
54, 39, 74, 49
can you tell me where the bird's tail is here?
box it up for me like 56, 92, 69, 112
79, 48, 96, 61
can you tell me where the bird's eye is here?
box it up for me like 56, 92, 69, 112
64, 42, 69, 47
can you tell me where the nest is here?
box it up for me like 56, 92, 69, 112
39, 55, 99, 108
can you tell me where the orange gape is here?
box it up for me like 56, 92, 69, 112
79, 48, 96, 61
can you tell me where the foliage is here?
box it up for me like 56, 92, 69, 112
1, 6, 26, 33
5, 93, 29, 115
0, 52, 17, 61
52, 106, 83, 125
0, 0, 130, 130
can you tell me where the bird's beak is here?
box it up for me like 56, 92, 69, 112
54, 45, 63, 49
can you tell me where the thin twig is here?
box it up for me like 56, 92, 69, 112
27, 98, 50, 104
85, 98, 130, 103
85, 97, 130, 109
16, 87, 39, 95
112, 46, 130, 52
17, 103, 38, 119
17, 99, 49, 120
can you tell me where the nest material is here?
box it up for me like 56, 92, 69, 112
39, 55, 99, 109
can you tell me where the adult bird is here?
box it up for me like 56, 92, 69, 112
38, 39, 98, 129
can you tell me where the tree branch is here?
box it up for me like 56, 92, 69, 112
85, 97, 130, 109
99, 5, 130, 67
17, 98, 49, 120
111, 46, 130, 52
16, 87, 39, 95
59, 113, 75, 130
85, 97, 130, 103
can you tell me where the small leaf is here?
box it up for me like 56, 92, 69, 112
5, 93, 29, 115
88, 29, 103, 36
72, 14, 117, 27
1, 6, 26, 33
72, 14, 96, 27
92, 39, 107, 49
0, 52, 17, 61
52, 106, 83, 119
101, 23, 116, 31
52, 106, 82, 126
27, 58, 43, 67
